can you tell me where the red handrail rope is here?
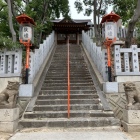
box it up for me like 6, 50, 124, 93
67, 36, 70, 118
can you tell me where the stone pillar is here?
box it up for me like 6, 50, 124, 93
122, 109, 140, 132
0, 108, 19, 132
55, 32, 57, 45
76, 32, 79, 45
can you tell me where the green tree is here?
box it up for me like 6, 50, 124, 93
0, 0, 22, 49
113, 0, 140, 47
74, 0, 113, 44
113, 0, 137, 24
25, 0, 70, 44
0, 0, 70, 48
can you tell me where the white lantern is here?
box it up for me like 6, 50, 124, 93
19, 23, 34, 43
105, 22, 117, 39
22, 26, 32, 40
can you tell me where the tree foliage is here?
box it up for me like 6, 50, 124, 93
25, 0, 70, 44
113, 0, 140, 47
113, 0, 137, 24
0, 0, 70, 49
74, 0, 113, 44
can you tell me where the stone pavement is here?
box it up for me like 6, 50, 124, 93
7, 127, 134, 140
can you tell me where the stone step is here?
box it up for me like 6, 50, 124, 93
39, 90, 97, 95
19, 117, 120, 128
46, 70, 89, 72
52, 58, 85, 60
45, 75, 92, 80
51, 62, 87, 65
42, 83, 94, 87
35, 99, 99, 105
48, 68, 88, 71
37, 94, 98, 100
24, 110, 114, 119
33, 104, 101, 111
43, 79, 94, 83
45, 73, 91, 76
20, 45, 118, 129
41, 85, 95, 90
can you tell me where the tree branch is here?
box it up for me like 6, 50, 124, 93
0, 5, 7, 11
125, 0, 140, 47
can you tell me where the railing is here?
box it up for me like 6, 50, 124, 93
114, 45, 140, 76
82, 31, 108, 81
83, 30, 140, 82
88, 27, 138, 39
0, 49, 22, 77
28, 31, 55, 83
67, 36, 70, 118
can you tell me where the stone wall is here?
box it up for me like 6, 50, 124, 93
106, 81, 140, 120
106, 93, 126, 120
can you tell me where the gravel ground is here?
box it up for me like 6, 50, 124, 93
0, 128, 139, 140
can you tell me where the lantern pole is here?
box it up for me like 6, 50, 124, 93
20, 39, 32, 84
104, 38, 116, 82
23, 40, 32, 84
16, 14, 35, 84
101, 12, 121, 82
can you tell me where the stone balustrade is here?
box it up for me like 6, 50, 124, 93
87, 27, 137, 39
82, 31, 108, 82
114, 45, 140, 76
0, 49, 22, 77
28, 31, 55, 83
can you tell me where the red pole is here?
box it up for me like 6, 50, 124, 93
25, 44, 30, 84
107, 45, 111, 67
67, 36, 70, 118
26, 45, 30, 69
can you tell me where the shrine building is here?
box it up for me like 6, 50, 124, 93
51, 18, 92, 45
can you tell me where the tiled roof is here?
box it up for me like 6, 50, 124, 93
51, 18, 92, 24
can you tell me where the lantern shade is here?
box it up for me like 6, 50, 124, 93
16, 14, 35, 25
101, 12, 121, 24
19, 23, 34, 43
16, 14, 35, 44
101, 12, 121, 40
105, 22, 117, 39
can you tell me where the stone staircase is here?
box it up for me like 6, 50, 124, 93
19, 45, 119, 128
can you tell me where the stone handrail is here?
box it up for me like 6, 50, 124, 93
82, 31, 108, 82
28, 31, 55, 83
88, 27, 137, 39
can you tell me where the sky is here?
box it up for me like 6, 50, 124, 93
68, 0, 113, 21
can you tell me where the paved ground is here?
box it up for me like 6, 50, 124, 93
1, 127, 139, 140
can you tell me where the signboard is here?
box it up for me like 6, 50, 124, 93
105, 22, 117, 39
22, 26, 32, 41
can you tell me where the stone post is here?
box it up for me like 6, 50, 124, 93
0, 108, 19, 132
76, 32, 79, 45
122, 82, 140, 132
122, 109, 140, 132
55, 31, 57, 45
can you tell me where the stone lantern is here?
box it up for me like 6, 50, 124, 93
101, 12, 121, 82
16, 14, 35, 84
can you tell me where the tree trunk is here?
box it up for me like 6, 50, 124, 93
93, 0, 101, 46
38, 0, 49, 44
125, 0, 140, 48
7, 0, 16, 42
